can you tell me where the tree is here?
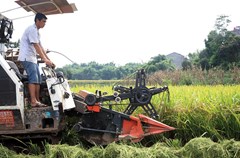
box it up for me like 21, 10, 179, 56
200, 15, 240, 70
217, 33, 240, 69
199, 58, 210, 70
188, 52, 200, 67
148, 54, 167, 65
214, 15, 231, 36
146, 54, 175, 73
146, 65, 158, 73
182, 60, 192, 70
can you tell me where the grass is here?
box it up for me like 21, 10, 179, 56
1, 137, 240, 158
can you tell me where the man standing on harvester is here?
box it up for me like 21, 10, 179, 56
18, 13, 55, 108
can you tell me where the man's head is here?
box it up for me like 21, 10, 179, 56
34, 13, 47, 29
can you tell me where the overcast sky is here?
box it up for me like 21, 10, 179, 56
1, 0, 240, 67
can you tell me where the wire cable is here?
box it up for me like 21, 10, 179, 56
46, 50, 76, 64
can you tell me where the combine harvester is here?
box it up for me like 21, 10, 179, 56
0, 0, 174, 145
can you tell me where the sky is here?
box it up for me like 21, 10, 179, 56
1, 0, 240, 68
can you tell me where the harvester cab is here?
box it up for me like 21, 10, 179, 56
0, 0, 174, 145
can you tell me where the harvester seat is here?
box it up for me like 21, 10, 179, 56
6, 60, 28, 82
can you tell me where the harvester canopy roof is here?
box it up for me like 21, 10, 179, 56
15, 0, 77, 15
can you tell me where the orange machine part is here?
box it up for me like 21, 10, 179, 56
119, 114, 175, 142
139, 114, 175, 136
119, 115, 144, 142
86, 104, 101, 113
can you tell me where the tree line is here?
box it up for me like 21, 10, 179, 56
56, 53, 178, 80
57, 15, 240, 80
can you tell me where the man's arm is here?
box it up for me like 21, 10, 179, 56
40, 44, 56, 68
33, 43, 54, 67
39, 44, 50, 60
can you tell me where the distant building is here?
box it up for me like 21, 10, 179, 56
166, 52, 186, 69
232, 26, 240, 35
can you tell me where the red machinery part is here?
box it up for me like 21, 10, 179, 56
86, 105, 101, 113
119, 114, 175, 142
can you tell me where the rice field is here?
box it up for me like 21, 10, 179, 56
2, 83, 240, 157
71, 84, 240, 143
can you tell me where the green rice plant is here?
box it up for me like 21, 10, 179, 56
0, 144, 16, 158
61, 138, 240, 158
149, 142, 179, 158
60, 128, 81, 146
88, 146, 105, 158
0, 136, 44, 156
45, 144, 92, 158
211, 107, 240, 140
25, 141, 42, 156
162, 138, 182, 149
221, 139, 240, 158
158, 85, 240, 143
5, 137, 240, 158
179, 137, 228, 158
104, 142, 153, 158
